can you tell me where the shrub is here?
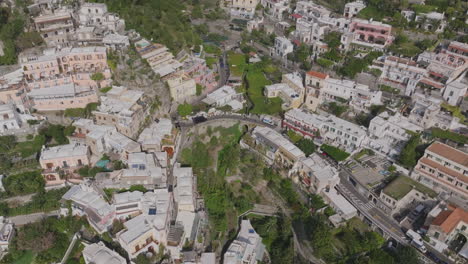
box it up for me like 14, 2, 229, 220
321, 144, 350, 161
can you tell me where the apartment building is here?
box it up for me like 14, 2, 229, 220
27, 83, 98, 111
39, 143, 90, 171
271, 37, 293, 59
138, 119, 177, 155
0, 69, 31, 112
181, 55, 216, 92
173, 166, 196, 212
262, 0, 289, 21
290, 154, 339, 194
119, 152, 167, 189
166, 72, 197, 103
304, 71, 329, 111
293, 18, 331, 46
71, 119, 141, 161
265, 83, 301, 109
379, 56, 427, 96
224, 220, 265, 264
33, 9, 75, 47
117, 189, 172, 258
341, 19, 393, 51
20, 46, 111, 90
202, 85, 244, 111
93, 86, 146, 139
343, 1, 366, 18
442, 73, 468, 106
0, 104, 23, 134
408, 94, 462, 131
249, 126, 305, 167
134, 39, 182, 78
61, 184, 115, 234
427, 204, 467, 253
418, 41, 468, 92
83, 242, 126, 264
230, 0, 258, 20
284, 109, 368, 151
78, 2, 125, 33
368, 112, 423, 158
412, 142, 468, 201
321, 78, 382, 112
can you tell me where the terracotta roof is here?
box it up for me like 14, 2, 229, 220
419, 78, 444, 89
431, 207, 468, 234
291, 13, 303, 19
293, 39, 301, 46
419, 157, 468, 184
306, 71, 328, 79
427, 142, 468, 167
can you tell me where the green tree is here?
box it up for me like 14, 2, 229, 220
324, 32, 342, 49
295, 138, 316, 156
398, 135, 421, 168
177, 103, 193, 117
0, 135, 17, 152
91, 72, 105, 89
393, 246, 419, 264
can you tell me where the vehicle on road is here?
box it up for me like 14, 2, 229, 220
406, 229, 427, 253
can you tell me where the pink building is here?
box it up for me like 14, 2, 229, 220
0, 69, 32, 112
347, 19, 393, 49
20, 47, 111, 90
182, 56, 217, 92
27, 83, 98, 111
40, 143, 90, 185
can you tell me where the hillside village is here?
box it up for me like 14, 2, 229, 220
0, 0, 467, 264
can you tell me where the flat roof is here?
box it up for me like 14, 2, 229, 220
383, 175, 437, 200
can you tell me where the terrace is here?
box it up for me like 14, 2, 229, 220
383, 175, 437, 200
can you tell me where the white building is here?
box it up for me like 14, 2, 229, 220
224, 220, 265, 264
321, 78, 382, 112
134, 39, 183, 78
261, 0, 289, 21
173, 166, 196, 212
343, 1, 366, 18
291, 154, 340, 194
117, 189, 172, 259
415, 12, 447, 33
71, 118, 141, 162
83, 242, 126, 264
284, 109, 368, 152
230, 0, 258, 20
61, 184, 115, 234
138, 118, 176, 153
0, 216, 14, 253
264, 83, 300, 110
202, 85, 244, 111
368, 112, 423, 159
322, 188, 358, 222
102, 33, 130, 49
0, 104, 22, 134
442, 73, 468, 106
121, 152, 167, 188
166, 72, 197, 103
250, 126, 305, 167
379, 56, 427, 96
271, 37, 293, 59
78, 2, 125, 33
